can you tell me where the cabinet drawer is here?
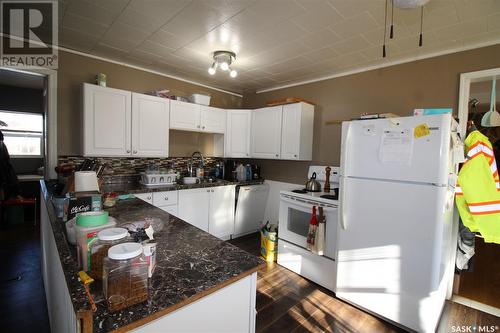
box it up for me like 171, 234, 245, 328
134, 192, 153, 204
152, 191, 178, 206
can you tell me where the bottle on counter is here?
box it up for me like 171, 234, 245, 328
246, 164, 252, 181
103, 242, 149, 312
89, 227, 130, 280
236, 163, 246, 182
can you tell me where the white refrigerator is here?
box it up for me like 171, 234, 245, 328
336, 114, 457, 332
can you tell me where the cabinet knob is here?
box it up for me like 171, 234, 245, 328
126, 150, 131, 153
133, 150, 137, 154
197, 125, 200, 128
294, 154, 297, 157
246, 154, 249, 156
275, 154, 279, 157
202, 126, 205, 129
211, 189, 214, 193
207, 189, 210, 193
164, 197, 168, 200
147, 196, 151, 200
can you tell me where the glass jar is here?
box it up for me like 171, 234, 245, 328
103, 243, 148, 312
89, 227, 129, 280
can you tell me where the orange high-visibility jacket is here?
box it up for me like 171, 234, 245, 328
456, 130, 500, 244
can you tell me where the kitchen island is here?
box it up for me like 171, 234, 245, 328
40, 180, 265, 333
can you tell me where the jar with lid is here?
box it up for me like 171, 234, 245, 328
103, 242, 149, 312
89, 227, 129, 280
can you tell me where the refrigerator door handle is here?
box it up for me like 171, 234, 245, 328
339, 177, 347, 230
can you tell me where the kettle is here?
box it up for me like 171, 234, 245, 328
305, 172, 321, 192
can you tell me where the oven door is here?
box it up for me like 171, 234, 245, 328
279, 194, 338, 259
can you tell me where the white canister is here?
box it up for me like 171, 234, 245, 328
74, 171, 99, 192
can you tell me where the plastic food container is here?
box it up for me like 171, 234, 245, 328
188, 93, 211, 106
103, 243, 149, 312
89, 228, 129, 280
75, 212, 116, 271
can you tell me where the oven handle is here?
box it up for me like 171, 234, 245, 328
280, 195, 338, 210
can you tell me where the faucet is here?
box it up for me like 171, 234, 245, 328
189, 151, 205, 177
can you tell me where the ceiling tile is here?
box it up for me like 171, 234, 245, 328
65, 0, 120, 26
329, 11, 380, 39
434, 18, 488, 43
331, 35, 371, 55
290, 0, 344, 32
83, 0, 129, 13
148, 29, 186, 50
101, 22, 149, 51
115, 8, 166, 34
454, 0, 500, 22
62, 12, 109, 37
92, 43, 129, 60
299, 28, 342, 49
126, 0, 191, 21
247, 0, 305, 23
302, 46, 339, 62
487, 12, 500, 32
329, 0, 384, 19
59, 27, 98, 52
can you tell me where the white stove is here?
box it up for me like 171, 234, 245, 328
278, 166, 340, 291
280, 166, 340, 206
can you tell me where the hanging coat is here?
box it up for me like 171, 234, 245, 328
0, 130, 19, 200
455, 130, 500, 244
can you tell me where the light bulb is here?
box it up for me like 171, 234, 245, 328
229, 69, 238, 78
208, 66, 216, 75
220, 62, 229, 71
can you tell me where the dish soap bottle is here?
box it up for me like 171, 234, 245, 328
236, 163, 246, 182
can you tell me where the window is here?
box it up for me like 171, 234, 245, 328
0, 111, 44, 157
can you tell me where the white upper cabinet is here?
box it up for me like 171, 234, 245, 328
83, 84, 170, 157
225, 110, 252, 158
280, 103, 314, 160
200, 106, 226, 134
169, 100, 201, 131
251, 106, 283, 159
131, 93, 170, 157
83, 83, 132, 157
170, 100, 226, 134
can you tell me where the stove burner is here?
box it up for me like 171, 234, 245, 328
320, 194, 338, 200
292, 189, 308, 194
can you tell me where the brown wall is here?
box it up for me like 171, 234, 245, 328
57, 50, 242, 155
243, 44, 500, 184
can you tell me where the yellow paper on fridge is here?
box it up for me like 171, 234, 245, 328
414, 124, 430, 138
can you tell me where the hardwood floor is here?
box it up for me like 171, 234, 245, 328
230, 233, 500, 333
0, 224, 50, 333
456, 237, 500, 309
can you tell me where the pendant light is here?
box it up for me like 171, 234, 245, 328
481, 78, 500, 127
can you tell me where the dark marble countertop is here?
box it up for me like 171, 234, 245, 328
40, 181, 265, 333
101, 179, 265, 194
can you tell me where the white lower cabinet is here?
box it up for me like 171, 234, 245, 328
178, 188, 210, 232
208, 186, 235, 240
135, 186, 235, 239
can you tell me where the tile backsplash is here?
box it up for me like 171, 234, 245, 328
58, 156, 224, 177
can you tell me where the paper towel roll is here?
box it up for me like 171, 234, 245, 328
74, 171, 99, 192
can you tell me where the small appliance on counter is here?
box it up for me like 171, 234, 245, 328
140, 172, 177, 186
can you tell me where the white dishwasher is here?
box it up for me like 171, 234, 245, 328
233, 184, 270, 238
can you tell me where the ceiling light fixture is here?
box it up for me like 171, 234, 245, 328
208, 51, 237, 78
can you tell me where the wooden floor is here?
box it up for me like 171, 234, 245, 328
456, 237, 500, 309
230, 233, 500, 333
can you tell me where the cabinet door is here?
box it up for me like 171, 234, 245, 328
280, 103, 301, 160
208, 185, 235, 240
83, 83, 131, 156
169, 100, 201, 131
200, 106, 226, 134
132, 93, 170, 157
178, 188, 210, 232
225, 110, 251, 158
251, 106, 282, 159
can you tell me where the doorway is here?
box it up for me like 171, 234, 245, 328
454, 68, 500, 316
